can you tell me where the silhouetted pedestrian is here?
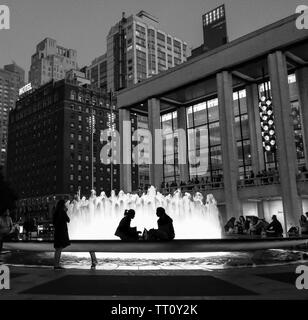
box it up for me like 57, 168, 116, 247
0, 209, 15, 252
53, 200, 71, 269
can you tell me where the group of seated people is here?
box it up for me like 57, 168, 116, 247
224, 215, 284, 238
244, 169, 279, 185
161, 174, 224, 190
225, 212, 308, 238
297, 166, 308, 180
115, 207, 175, 241
244, 167, 308, 186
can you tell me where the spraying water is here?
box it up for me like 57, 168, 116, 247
67, 186, 222, 240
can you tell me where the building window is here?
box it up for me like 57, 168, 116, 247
288, 73, 306, 168
186, 97, 222, 181
161, 112, 179, 183
70, 91, 76, 100
233, 89, 252, 179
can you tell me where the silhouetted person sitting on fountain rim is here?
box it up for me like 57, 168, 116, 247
115, 209, 141, 241
299, 215, 308, 236
53, 200, 71, 269
147, 207, 175, 241
224, 217, 236, 233
266, 215, 283, 238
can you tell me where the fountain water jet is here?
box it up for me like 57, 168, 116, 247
67, 186, 222, 240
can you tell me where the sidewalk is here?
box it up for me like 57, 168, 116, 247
1, 263, 308, 300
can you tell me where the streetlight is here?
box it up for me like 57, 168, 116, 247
90, 101, 96, 192
108, 90, 115, 193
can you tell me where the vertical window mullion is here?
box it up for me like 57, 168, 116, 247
238, 93, 246, 178
206, 102, 212, 181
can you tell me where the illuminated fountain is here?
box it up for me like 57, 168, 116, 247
67, 186, 222, 240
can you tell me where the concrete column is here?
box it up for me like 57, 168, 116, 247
217, 71, 242, 219
148, 98, 164, 189
119, 108, 132, 193
268, 51, 302, 228
177, 106, 189, 183
246, 84, 265, 173
295, 67, 308, 169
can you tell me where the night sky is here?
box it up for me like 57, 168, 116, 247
0, 0, 305, 80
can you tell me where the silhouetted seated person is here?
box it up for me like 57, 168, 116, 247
250, 171, 255, 185
300, 215, 308, 236
236, 216, 249, 235
266, 215, 283, 238
288, 226, 299, 238
256, 171, 262, 185
23, 213, 37, 239
115, 209, 141, 241
249, 217, 266, 236
147, 207, 175, 241
224, 217, 236, 234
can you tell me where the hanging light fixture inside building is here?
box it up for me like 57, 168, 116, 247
259, 69, 277, 154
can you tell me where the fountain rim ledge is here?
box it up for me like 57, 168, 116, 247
4, 237, 308, 253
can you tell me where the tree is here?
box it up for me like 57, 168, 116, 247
0, 167, 18, 215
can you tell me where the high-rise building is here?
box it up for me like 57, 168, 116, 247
190, 4, 228, 59
7, 75, 139, 205
203, 4, 228, 51
0, 63, 25, 174
86, 54, 108, 95
29, 38, 78, 88
89, 11, 188, 93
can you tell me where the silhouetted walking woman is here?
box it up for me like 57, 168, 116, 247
53, 200, 71, 269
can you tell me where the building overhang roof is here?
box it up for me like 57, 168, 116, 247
117, 14, 308, 110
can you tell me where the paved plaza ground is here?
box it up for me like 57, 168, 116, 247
1, 262, 308, 300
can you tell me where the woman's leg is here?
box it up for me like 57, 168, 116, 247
89, 252, 97, 268
54, 248, 62, 267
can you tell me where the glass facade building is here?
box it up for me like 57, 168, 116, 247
118, 15, 308, 230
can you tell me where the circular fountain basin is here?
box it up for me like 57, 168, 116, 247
4, 238, 308, 253
2, 249, 308, 270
